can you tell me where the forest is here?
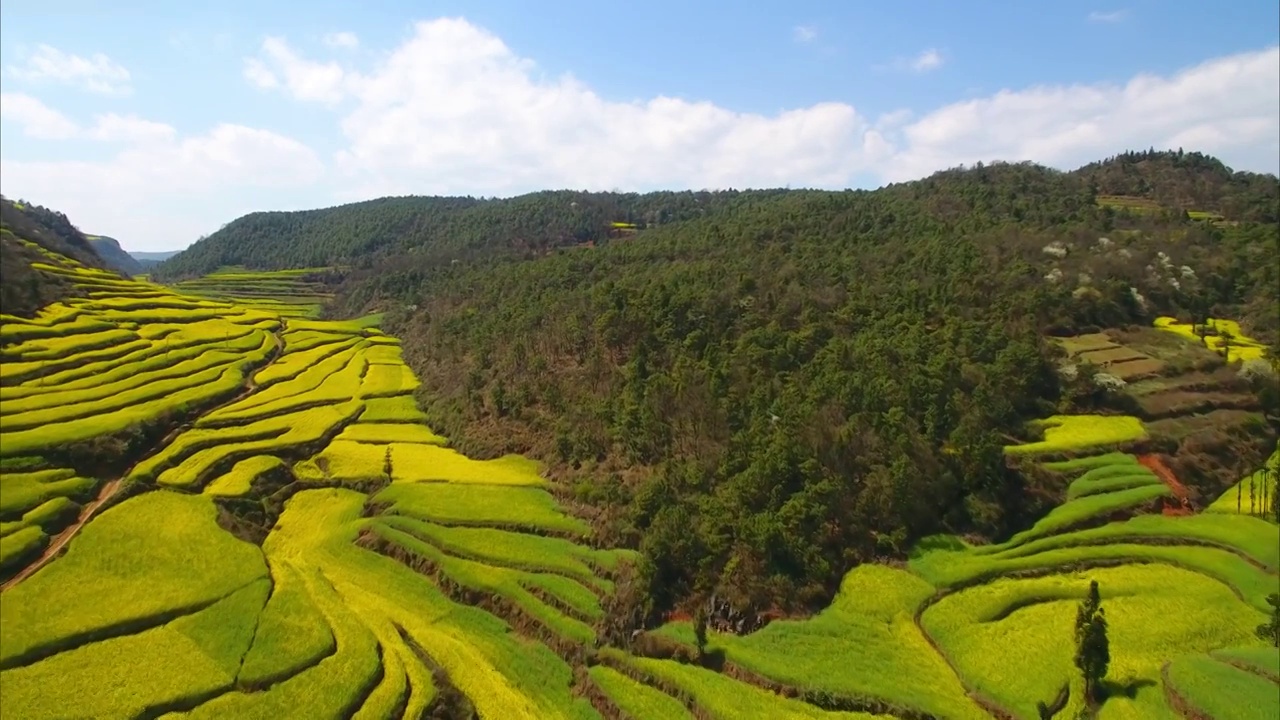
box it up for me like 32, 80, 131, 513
148, 150, 1280, 622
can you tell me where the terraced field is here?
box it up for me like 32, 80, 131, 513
169, 267, 340, 319
2, 246, 1276, 720
1051, 323, 1271, 476
642, 443, 1278, 720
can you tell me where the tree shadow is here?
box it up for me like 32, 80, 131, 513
696, 647, 727, 671
1100, 677, 1157, 701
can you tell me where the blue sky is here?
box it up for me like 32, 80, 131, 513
1, 0, 1277, 251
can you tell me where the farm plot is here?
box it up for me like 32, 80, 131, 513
1004, 414, 1147, 456
1164, 653, 1280, 720
590, 665, 695, 720
651, 565, 986, 720
0, 293, 278, 459
336, 422, 447, 446
920, 564, 1266, 720
609, 650, 891, 720
372, 481, 591, 536
1053, 331, 1167, 380
171, 267, 336, 318
0, 249, 624, 718
1155, 316, 1269, 364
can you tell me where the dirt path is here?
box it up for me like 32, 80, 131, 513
1138, 454, 1193, 515
0, 477, 122, 591
1, 328, 284, 593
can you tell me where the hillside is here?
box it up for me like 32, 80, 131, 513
1, 211, 1277, 719
153, 150, 1279, 283
0, 197, 115, 318
85, 235, 143, 275
149, 191, 785, 280
360, 160, 1279, 616
144, 151, 1280, 617
1077, 149, 1280, 222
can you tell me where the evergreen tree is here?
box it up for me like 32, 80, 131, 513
1258, 593, 1280, 647
1074, 580, 1111, 703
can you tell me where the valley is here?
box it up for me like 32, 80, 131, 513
1, 150, 1278, 720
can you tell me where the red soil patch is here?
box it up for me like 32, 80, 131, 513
1139, 454, 1193, 515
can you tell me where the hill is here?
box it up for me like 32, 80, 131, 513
84, 235, 143, 275
148, 191, 779, 280
144, 150, 1280, 615
0, 197, 115, 318
152, 149, 1278, 282
0, 194, 1277, 719
1078, 148, 1280, 222
350, 158, 1279, 614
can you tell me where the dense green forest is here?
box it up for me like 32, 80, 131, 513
0, 196, 114, 317
152, 150, 1280, 620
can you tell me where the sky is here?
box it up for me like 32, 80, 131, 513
1, 0, 1277, 252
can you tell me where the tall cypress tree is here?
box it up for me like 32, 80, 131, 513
1074, 580, 1111, 703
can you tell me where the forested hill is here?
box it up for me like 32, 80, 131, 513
152, 149, 1278, 281
0, 196, 114, 317
1076, 149, 1279, 221
151, 190, 780, 280
152, 149, 1278, 616
351, 156, 1277, 614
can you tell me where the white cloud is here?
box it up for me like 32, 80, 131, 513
0, 118, 323, 249
87, 114, 179, 144
880, 45, 1280, 182
244, 37, 347, 104
1088, 9, 1129, 23
0, 94, 176, 144
324, 32, 360, 49
792, 25, 818, 43
247, 19, 1274, 201
910, 49, 944, 72
5, 18, 1279, 253
0, 93, 80, 139
5, 44, 132, 95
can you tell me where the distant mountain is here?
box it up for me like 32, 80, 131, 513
130, 250, 181, 262
86, 235, 143, 275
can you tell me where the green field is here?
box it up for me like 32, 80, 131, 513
1, 254, 1277, 720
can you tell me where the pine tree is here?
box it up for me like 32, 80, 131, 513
1074, 580, 1111, 703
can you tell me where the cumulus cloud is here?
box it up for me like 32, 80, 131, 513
879, 45, 1280, 181
5, 18, 1279, 252
1088, 9, 1129, 23
5, 44, 132, 95
244, 37, 347, 105
792, 25, 818, 43
245, 19, 1278, 200
1, 93, 177, 144
0, 120, 323, 249
0, 93, 80, 139
323, 32, 360, 49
